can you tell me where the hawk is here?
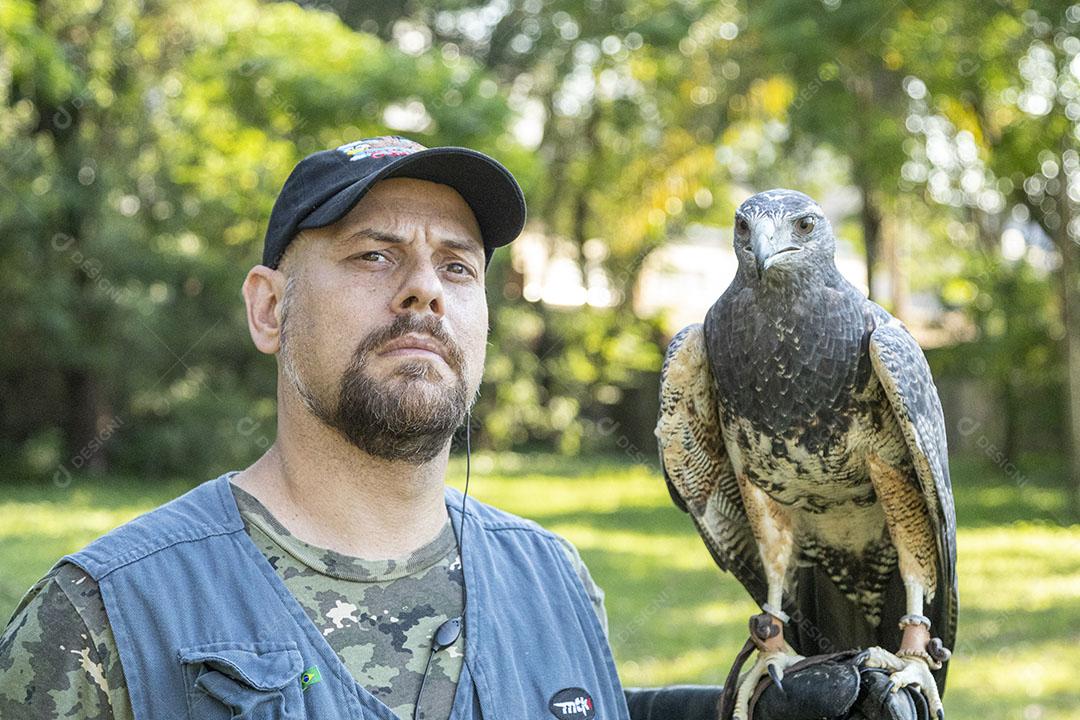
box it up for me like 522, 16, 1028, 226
655, 189, 957, 720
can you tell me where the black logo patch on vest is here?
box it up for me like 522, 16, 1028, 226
548, 687, 596, 719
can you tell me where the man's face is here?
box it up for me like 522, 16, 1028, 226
275, 177, 488, 464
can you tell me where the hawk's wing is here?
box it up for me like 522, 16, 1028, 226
656, 324, 766, 605
868, 317, 959, 655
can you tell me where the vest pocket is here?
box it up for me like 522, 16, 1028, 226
178, 641, 306, 719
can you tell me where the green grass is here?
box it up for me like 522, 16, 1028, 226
2, 453, 1078, 719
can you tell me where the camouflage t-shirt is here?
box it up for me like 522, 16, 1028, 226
0, 482, 608, 719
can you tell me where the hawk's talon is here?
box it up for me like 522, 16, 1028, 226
732, 647, 803, 720
767, 663, 784, 694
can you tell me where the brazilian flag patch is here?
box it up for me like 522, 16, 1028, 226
301, 666, 322, 691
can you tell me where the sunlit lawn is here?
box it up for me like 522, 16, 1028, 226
2, 453, 1077, 719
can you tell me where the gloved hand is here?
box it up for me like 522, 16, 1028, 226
624, 649, 932, 720
745, 651, 930, 720
625, 685, 727, 720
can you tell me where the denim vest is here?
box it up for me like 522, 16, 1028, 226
63, 472, 629, 720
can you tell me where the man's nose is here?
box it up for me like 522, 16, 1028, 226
392, 258, 445, 317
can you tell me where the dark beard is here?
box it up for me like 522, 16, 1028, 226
289, 312, 471, 464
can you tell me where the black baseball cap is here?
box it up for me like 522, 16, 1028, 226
262, 136, 526, 269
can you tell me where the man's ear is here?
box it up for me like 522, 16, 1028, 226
242, 265, 288, 355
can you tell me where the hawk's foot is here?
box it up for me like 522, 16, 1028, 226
730, 609, 805, 720
862, 646, 946, 720
733, 647, 804, 720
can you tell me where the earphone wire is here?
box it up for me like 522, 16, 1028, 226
460, 408, 470, 609
413, 411, 471, 720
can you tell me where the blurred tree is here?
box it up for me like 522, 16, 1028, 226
732, 1, 917, 305
890, 0, 1080, 506
1, 0, 1075, 492
0, 0, 520, 478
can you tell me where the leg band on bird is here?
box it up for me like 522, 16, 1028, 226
898, 613, 932, 631
897, 622, 944, 669
761, 603, 790, 624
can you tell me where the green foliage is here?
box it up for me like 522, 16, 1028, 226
1, 0, 1078, 484
0, 0, 529, 478
476, 290, 665, 453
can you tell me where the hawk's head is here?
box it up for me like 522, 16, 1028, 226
732, 189, 836, 286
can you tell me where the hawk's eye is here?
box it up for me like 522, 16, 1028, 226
735, 217, 749, 235
795, 216, 816, 235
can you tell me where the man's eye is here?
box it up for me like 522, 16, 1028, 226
445, 262, 473, 276
353, 251, 388, 262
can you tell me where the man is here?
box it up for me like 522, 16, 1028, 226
0, 136, 722, 719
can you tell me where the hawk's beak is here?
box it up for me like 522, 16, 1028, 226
751, 219, 801, 277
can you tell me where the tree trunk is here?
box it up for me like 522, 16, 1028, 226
1001, 363, 1018, 464
882, 206, 907, 319
33, 24, 112, 473
1058, 203, 1080, 515
63, 369, 110, 472
858, 177, 881, 301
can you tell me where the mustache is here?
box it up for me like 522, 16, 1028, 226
354, 314, 466, 374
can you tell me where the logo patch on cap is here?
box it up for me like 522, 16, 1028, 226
548, 687, 595, 719
337, 136, 426, 162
